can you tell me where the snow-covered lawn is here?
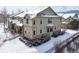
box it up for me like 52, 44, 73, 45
0, 23, 13, 40
0, 23, 19, 44
0, 23, 14, 45
0, 31, 77, 52
0, 23, 78, 53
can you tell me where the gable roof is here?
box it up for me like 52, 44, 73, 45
15, 7, 59, 19
37, 7, 57, 15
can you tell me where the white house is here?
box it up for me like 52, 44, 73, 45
8, 7, 61, 40
22, 7, 61, 40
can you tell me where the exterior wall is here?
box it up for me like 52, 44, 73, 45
61, 24, 68, 29
32, 17, 61, 38
51, 17, 61, 31
23, 19, 33, 39
22, 7, 61, 39
32, 17, 47, 36
23, 19, 32, 26
0, 14, 4, 23
61, 22, 71, 29
24, 26, 33, 39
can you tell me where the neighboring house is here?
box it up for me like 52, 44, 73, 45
8, 7, 61, 40
58, 13, 76, 22
73, 13, 79, 21
58, 13, 79, 29
0, 14, 4, 23
8, 16, 23, 34
8, 11, 24, 34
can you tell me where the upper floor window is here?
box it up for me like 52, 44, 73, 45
48, 18, 52, 23
40, 29, 42, 33
26, 19, 29, 24
40, 19, 42, 24
33, 20, 35, 25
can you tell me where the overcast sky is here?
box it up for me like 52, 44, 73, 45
0, 6, 79, 14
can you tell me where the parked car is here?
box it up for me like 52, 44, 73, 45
52, 30, 65, 37
59, 30, 65, 35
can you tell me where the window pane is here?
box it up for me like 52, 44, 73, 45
40, 19, 42, 24
48, 18, 52, 23
33, 30, 35, 35
40, 29, 42, 33
33, 20, 35, 25
50, 28, 53, 32
47, 28, 49, 32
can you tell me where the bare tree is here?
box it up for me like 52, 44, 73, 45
11, 11, 15, 16
17, 8, 23, 14
1, 7, 8, 32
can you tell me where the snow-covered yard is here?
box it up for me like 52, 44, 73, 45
0, 23, 19, 45
0, 23, 14, 40
0, 23, 78, 53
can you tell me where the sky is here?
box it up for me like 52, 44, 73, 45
0, 0, 79, 14
0, 6, 79, 14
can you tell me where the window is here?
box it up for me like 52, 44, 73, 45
55, 26, 56, 30
33, 20, 35, 25
47, 28, 49, 32
40, 29, 42, 33
12, 17, 14, 19
24, 16, 26, 19
48, 18, 52, 23
25, 31, 26, 33
33, 30, 35, 35
40, 19, 42, 24
26, 19, 28, 24
50, 28, 53, 32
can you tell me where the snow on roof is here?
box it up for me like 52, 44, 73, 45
15, 7, 59, 19
15, 12, 26, 17
63, 13, 76, 19
15, 7, 48, 18
9, 19, 23, 26
40, 15, 60, 17
10, 20, 18, 24
15, 22, 23, 26
58, 13, 76, 19
62, 22, 70, 24
78, 15, 79, 18
57, 13, 64, 16
27, 7, 48, 14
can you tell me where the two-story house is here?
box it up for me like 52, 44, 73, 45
8, 7, 61, 40
22, 7, 61, 40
